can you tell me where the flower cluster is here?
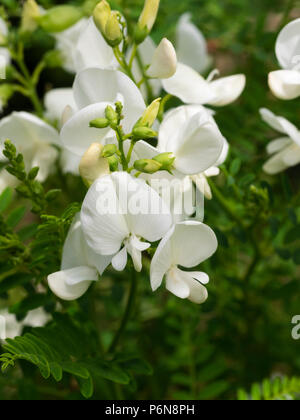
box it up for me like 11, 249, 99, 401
3, 0, 298, 307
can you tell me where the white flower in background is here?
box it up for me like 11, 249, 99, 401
81, 172, 173, 272
60, 68, 145, 158
53, 18, 88, 73
44, 88, 81, 175
176, 13, 212, 74
269, 18, 300, 100
73, 17, 118, 72
146, 38, 177, 79
157, 105, 226, 175
44, 88, 77, 124
163, 63, 246, 107
48, 214, 111, 301
0, 308, 51, 340
260, 108, 300, 174
150, 221, 217, 303
0, 17, 10, 68
0, 112, 60, 192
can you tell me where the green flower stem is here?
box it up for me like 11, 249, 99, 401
135, 50, 153, 104
126, 140, 135, 165
113, 46, 137, 84
108, 270, 138, 354
115, 126, 128, 170
128, 43, 138, 69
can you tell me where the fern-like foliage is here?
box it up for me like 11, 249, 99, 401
237, 376, 300, 400
0, 314, 152, 399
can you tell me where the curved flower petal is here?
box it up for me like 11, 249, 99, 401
31, 144, 59, 182
260, 108, 300, 146
73, 68, 146, 132
74, 18, 117, 72
282, 144, 300, 166
171, 113, 225, 175
275, 18, 300, 69
171, 221, 218, 267
150, 226, 174, 291
60, 102, 113, 156
268, 70, 300, 100
176, 13, 211, 74
207, 74, 246, 106
266, 137, 292, 154
166, 268, 190, 299
162, 63, 215, 104
112, 247, 128, 271
263, 148, 291, 174
0, 112, 60, 150
147, 38, 177, 79
181, 270, 209, 304
55, 18, 89, 73
48, 267, 96, 301
44, 88, 76, 125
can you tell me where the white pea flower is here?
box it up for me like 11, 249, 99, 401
150, 221, 217, 303
176, 13, 212, 74
0, 308, 51, 340
60, 68, 146, 158
157, 105, 226, 175
48, 214, 111, 301
146, 38, 177, 79
162, 63, 246, 107
81, 172, 173, 273
260, 108, 300, 174
269, 18, 300, 100
0, 112, 60, 192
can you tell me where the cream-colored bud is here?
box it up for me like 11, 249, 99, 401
147, 38, 177, 79
105, 12, 123, 47
79, 143, 110, 187
139, 98, 161, 127
21, 0, 40, 33
138, 0, 160, 32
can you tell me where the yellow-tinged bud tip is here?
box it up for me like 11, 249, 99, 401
139, 98, 161, 128
21, 0, 40, 33
79, 143, 110, 187
135, 0, 160, 43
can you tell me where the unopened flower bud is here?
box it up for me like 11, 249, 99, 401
38, 5, 83, 33
79, 143, 110, 187
133, 126, 157, 139
147, 38, 177, 79
138, 98, 161, 128
102, 144, 118, 157
134, 159, 162, 174
135, 0, 160, 43
89, 118, 110, 129
105, 105, 118, 126
107, 155, 119, 172
153, 152, 175, 172
21, 0, 40, 33
105, 12, 123, 47
93, 1, 122, 47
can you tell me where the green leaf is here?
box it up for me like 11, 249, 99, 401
6, 206, 26, 228
0, 188, 13, 213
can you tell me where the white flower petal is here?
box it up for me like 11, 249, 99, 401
182, 271, 208, 304
44, 88, 76, 125
268, 70, 300, 100
190, 271, 210, 285
74, 18, 117, 72
162, 63, 215, 104
31, 144, 59, 182
275, 18, 300, 70
60, 102, 113, 156
266, 137, 292, 155
260, 108, 300, 146
81, 174, 130, 256
112, 247, 128, 271
207, 74, 246, 106
171, 221, 218, 267
282, 144, 300, 166
73, 68, 145, 132
147, 38, 177, 79
150, 226, 174, 291
171, 112, 225, 174
263, 148, 290, 174
48, 267, 95, 301
176, 13, 211, 74
166, 267, 190, 299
